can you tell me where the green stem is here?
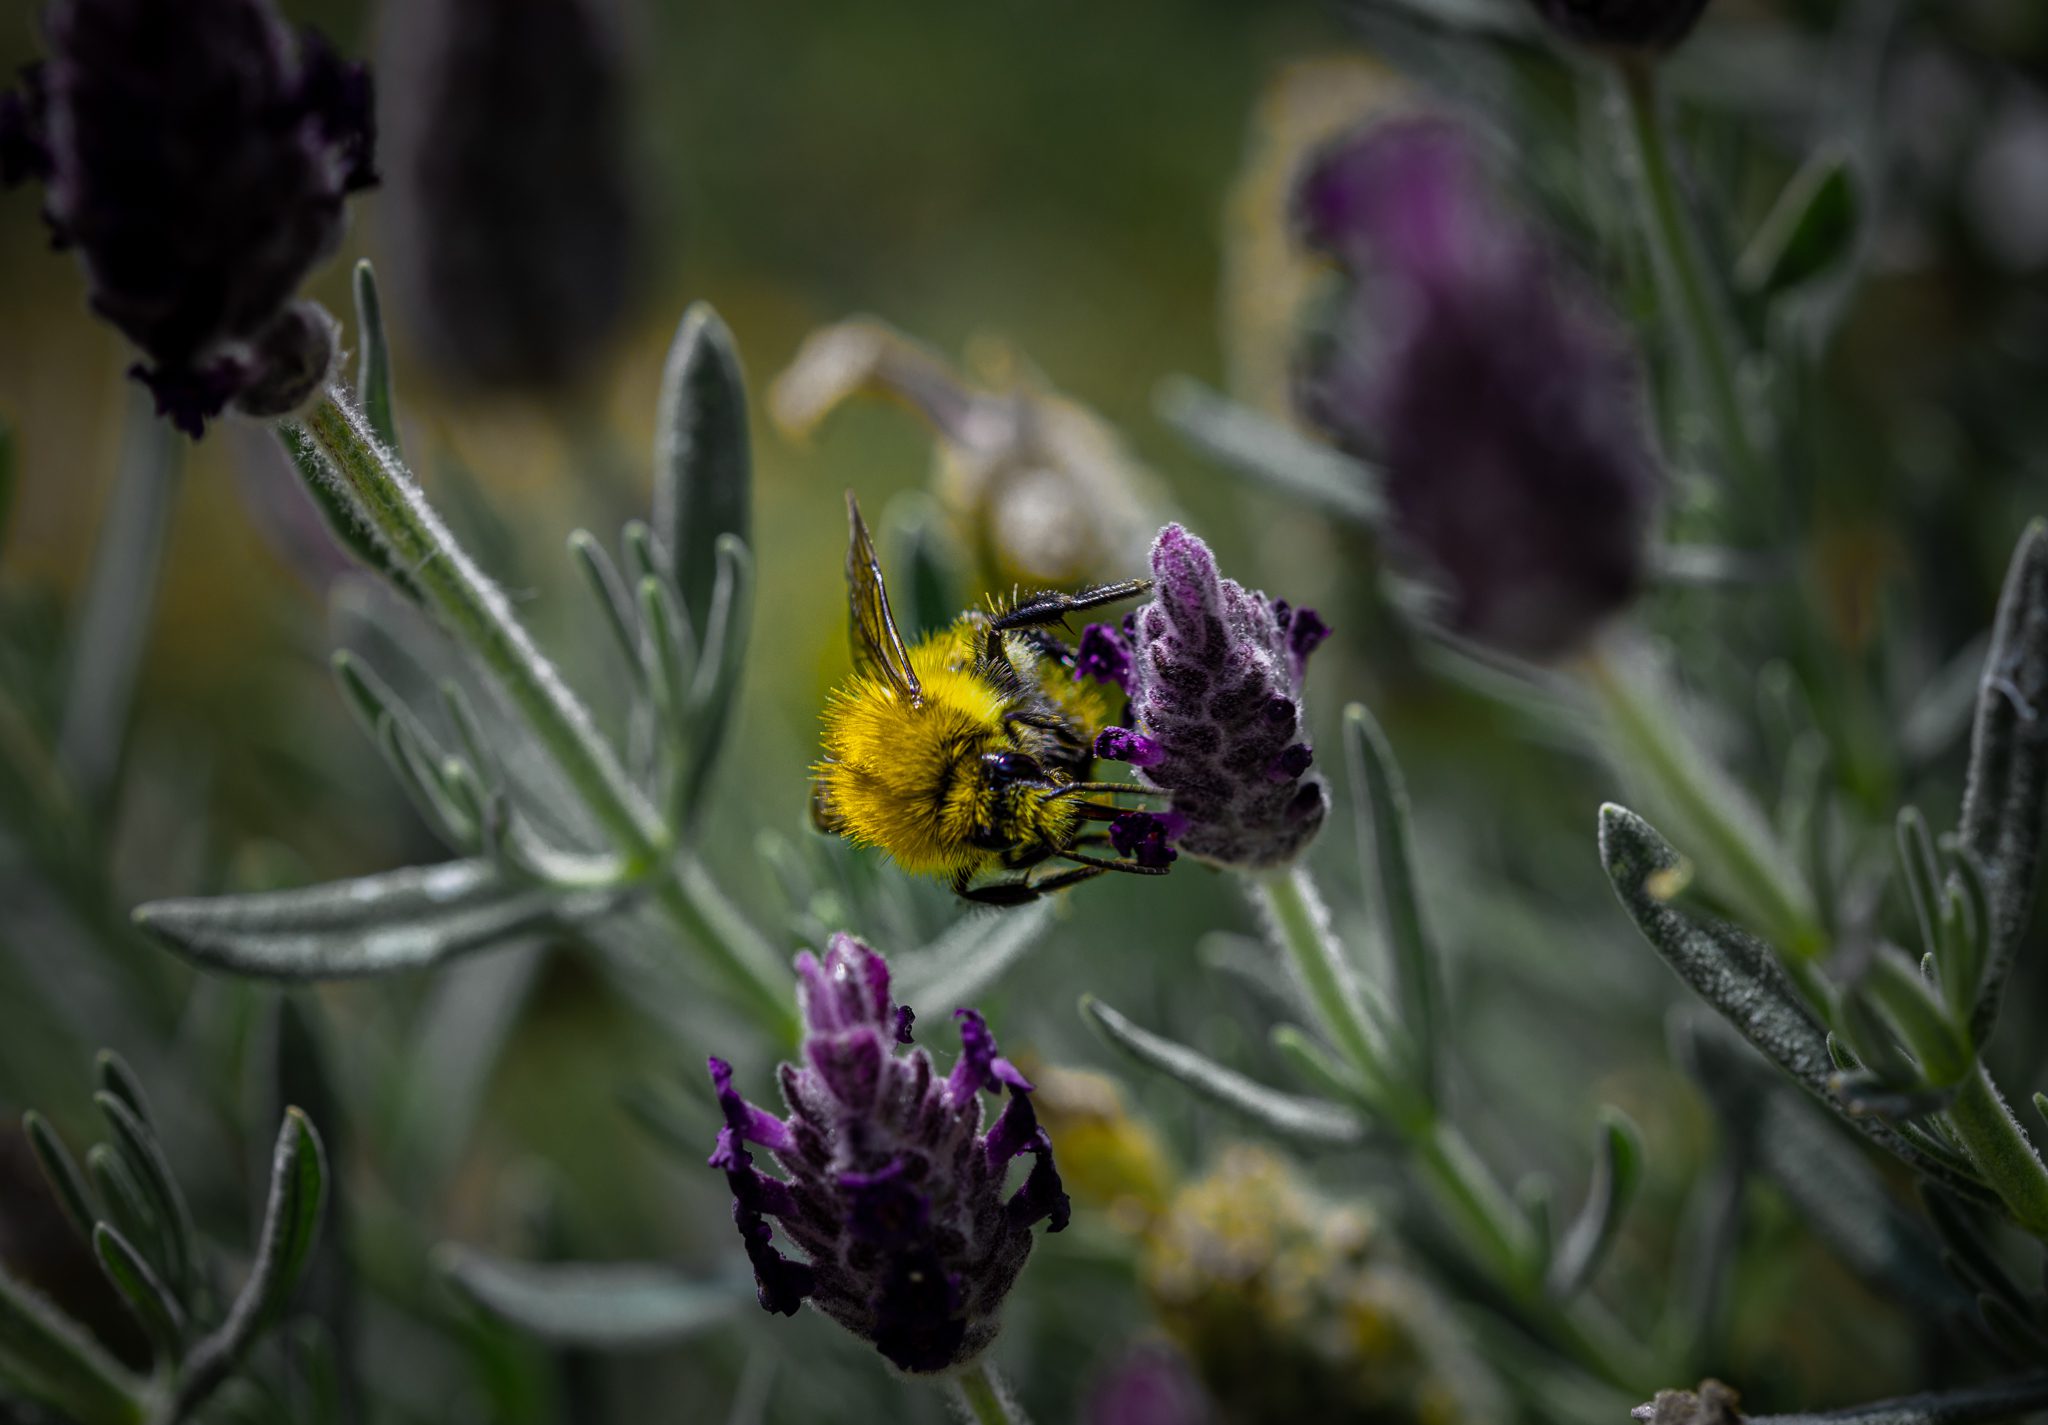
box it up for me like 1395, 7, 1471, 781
1944, 1063, 2048, 1239
1250, 866, 1397, 1106
949, 1360, 1026, 1425
1584, 649, 1826, 970
289, 391, 794, 1038
1616, 59, 1769, 510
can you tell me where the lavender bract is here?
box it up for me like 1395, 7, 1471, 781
0, 0, 376, 436
1086, 525, 1329, 870
1294, 117, 1659, 662
707, 933, 1069, 1374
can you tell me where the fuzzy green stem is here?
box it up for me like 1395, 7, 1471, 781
289, 390, 794, 1038
1584, 650, 1826, 971
1944, 1063, 2048, 1239
1616, 60, 1769, 509
949, 1361, 1026, 1425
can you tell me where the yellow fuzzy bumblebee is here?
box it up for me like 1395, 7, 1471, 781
813, 495, 1169, 904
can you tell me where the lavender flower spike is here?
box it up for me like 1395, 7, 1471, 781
0, 0, 376, 435
1085, 525, 1330, 870
707, 933, 1069, 1374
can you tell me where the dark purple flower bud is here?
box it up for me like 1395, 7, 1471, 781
0, 0, 376, 436
1523, 0, 1714, 53
1095, 526, 1329, 869
378, 0, 640, 397
1294, 117, 1660, 662
1108, 811, 1182, 870
1075, 621, 1135, 693
706, 933, 1068, 1374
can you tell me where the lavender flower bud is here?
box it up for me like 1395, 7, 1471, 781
1294, 117, 1660, 662
0, 0, 375, 436
706, 933, 1069, 1374
378, 0, 639, 396
1087, 526, 1329, 870
1522, 0, 1714, 53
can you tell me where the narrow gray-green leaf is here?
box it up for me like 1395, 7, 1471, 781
1600, 805, 1991, 1197
177, 1109, 328, 1415
1155, 376, 1382, 526
437, 1245, 741, 1349
1959, 520, 2048, 1046
898, 902, 1056, 1016
95, 1092, 194, 1294
652, 303, 752, 647
351, 260, 401, 457
1660, 1372, 2048, 1424
1082, 996, 1369, 1146
23, 1110, 96, 1242
568, 529, 643, 673
276, 422, 420, 602
86, 1145, 164, 1273
0, 1264, 147, 1425
133, 860, 570, 980
1344, 703, 1440, 1101
679, 535, 753, 831
91, 1224, 183, 1356
1547, 1108, 1643, 1300
1736, 148, 1859, 298
94, 1050, 154, 1132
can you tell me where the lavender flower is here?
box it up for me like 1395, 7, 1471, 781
707, 933, 1069, 1374
1086, 525, 1329, 870
1294, 117, 1659, 662
378, 0, 639, 396
1522, 0, 1714, 53
0, 0, 376, 436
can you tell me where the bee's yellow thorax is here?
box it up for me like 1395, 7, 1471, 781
815, 630, 1080, 877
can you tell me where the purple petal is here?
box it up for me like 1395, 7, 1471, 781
733, 1201, 813, 1316
1095, 726, 1165, 768
1075, 623, 1133, 692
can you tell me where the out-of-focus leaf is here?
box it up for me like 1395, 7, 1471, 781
95, 1092, 194, 1294
1344, 703, 1440, 1100
133, 860, 582, 980
0, 1265, 148, 1425
679, 535, 752, 830
881, 490, 961, 640
93, 1050, 154, 1131
652, 304, 752, 648
1155, 376, 1383, 526
1600, 805, 1994, 1201
91, 1224, 183, 1356
897, 902, 1056, 1015
352, 260, 401, 457
177, 1109, 328, 1414
1343, 0, 1538, 42
1082, 996, 1371, 1146
85, 1145, 163, 1274
1547, 1109, 1643, 1300
0, 419, 14, 566
23, 1109, 97, 1241
437, 1246, 742, 1349
1733, 1373, 2048, 1424
1736, 149, 1859, 298
568, 529, 642, 672
277, 422, 419, 602
1958, 521, 2048, 1046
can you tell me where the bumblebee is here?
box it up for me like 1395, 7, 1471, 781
813, 494, 1168, 904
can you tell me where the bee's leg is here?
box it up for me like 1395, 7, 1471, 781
1055, 849, 1171, 877
955, 863, 1108, 905
991, 579, 1153, 632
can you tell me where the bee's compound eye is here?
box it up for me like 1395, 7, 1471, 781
986, 752, 1042, 783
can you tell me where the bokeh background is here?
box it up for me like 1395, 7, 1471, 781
5, 1, 2048, 1421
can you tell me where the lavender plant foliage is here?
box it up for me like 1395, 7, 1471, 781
379, 0, 638, 396
0, 0, 375, 436
707, 933, 1070, 1374
1086, 525, 1329, 870
1294, 116, 1659, 662
1522, 0, 1714, 53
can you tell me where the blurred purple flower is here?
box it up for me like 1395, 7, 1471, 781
0, 0, 375, 436
707, 933, 1069, 1374
1085, 1343, 1216, 1425
1086, 526, 1328, 870
1294, 117, 1659, 662
1522, 0, 1714, 52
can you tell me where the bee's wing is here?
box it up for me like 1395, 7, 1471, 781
845, 492, 923, 704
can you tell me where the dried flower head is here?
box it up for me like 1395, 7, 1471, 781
1085, 525, 1329, 870
707, 933, 1069, 1374
1632, 1380, 1746, 1424
769, 318, 1165, 590
1144, 1145, 1496, 1424
1523, 0, 1714, 53
0, 0, 375, 435
378, 0, 639, 396
1294, 116, 1659, 662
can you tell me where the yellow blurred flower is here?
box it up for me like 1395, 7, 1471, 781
1026, 1064, 1178, 1234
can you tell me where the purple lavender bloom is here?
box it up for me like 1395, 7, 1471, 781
0, 0, 376, 436
1294, 117, 1659, 663
1085, 526, 1328, 870
1084, 1343, 1216, 1425
1522, 0, 1714, 52
707, 933, 1069, 1374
